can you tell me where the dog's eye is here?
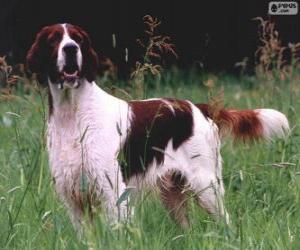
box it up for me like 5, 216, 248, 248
48, 32, 61, 44
72, 34, 83, 44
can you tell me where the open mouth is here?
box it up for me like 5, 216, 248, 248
61, 57, 79, 83
62, 70, 78, 82
58, 67, 80, 89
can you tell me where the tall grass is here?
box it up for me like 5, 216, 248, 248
1, 68, 300, 249
1, 16, 300, 249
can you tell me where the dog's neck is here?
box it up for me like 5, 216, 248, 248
48, 78, 94, 122
47, 78, 127, 132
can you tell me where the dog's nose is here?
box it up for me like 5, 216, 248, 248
63, 43, 78, 54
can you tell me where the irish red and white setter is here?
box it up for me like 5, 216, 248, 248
27, 23, 289, 230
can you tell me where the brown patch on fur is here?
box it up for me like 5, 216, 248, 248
68, 175, 99, 221
120, 99, 193, 180
26, 24, 64, 84
157, 172, 189, 228
48, 88, 53, 116
196, 103, 263, 141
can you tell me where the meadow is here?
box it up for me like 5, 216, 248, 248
0, 67, 300, 249
1, 15, 300, 249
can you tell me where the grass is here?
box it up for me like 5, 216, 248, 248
1, 69, 300, 250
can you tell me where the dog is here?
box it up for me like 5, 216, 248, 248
26, 23, 289, 229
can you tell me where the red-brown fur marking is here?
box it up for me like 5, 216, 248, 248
197, 104, 263, 140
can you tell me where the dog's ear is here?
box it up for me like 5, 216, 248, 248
83, 46, 99, 83
76, 27, 99, 82
26, 26, 50, 84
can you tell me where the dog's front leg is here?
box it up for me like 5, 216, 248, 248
96, 162, 129, 224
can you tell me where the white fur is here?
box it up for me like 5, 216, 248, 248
256, 109, 290, 140
57, 24, 82, 72
48, 80, 131, 225
47, 77, 229, 228
136, 98, 176, 114
47, 72, 288, 230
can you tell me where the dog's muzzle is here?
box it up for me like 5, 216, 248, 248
59, 43, 80, 89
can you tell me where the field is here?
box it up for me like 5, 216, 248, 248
0, 68, 300, 250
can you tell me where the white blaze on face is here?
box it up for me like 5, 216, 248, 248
57, 24, 83, 72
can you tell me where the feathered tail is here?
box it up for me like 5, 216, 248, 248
196, 104, 289, 141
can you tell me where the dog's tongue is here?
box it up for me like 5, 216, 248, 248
63, 70, 78, 82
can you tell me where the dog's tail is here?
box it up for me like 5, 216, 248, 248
196, 104, 289, 141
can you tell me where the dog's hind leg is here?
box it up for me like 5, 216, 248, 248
188, 155, 229, 224
157, 171, 190, 228
194, 175, 229, 224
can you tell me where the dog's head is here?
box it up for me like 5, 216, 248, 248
26, 23, 98, 88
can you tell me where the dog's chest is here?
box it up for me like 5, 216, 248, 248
47, 116, 84, 178
47, 107, 129, 182
46, 111, 105, 207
